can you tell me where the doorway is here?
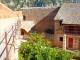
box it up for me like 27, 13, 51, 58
79, 39, 80, 49
68, 38, 73, 48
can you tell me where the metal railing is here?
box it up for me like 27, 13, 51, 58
0, 19, 21, 60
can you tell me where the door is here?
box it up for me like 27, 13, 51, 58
79, 39, 80, 49
69, 38, 73, 48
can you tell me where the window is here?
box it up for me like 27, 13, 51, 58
21, 31, 24, 35
23, 15, 26, 21
44, 29, 54, 34
69, 26, 74, 31
60, 21, 62, 26
59, 37, 63, 41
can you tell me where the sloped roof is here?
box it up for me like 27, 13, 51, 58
54, 3, 80, 24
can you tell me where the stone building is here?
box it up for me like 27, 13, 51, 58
21, 7, 59, 40
21, 3, 80, 50
54, 3, 80, 50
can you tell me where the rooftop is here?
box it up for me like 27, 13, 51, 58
54, 3, 80, 24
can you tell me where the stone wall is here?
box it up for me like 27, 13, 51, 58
14, 11, 22, 17
52, 20, 64, 48
35, 21, 54, 32
0, 3, 22, 19
21, 7, 59, 33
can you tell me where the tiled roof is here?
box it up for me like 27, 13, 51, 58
54, 3, 80, 24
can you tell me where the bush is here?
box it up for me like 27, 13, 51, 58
18, 32, 72, 60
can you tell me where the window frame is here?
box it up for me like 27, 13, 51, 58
60, 21, 62, 26
23, 15, 26, 21
59, 37, 63, 42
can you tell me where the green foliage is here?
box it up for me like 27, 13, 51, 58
1, 0, 77, 10
27, 0, 36, 7
1, 0, 10, 3
57, 50, 72, 60
18, 32, 72, 60
27, 0, 77, 7
71, 52, 80, 57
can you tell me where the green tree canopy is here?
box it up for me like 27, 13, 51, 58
18, 32, 72, 60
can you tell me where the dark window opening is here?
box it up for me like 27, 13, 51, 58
21, 31, 24, 35
23, 15, 26, 21
44, 29, 54, 34
60, 21, 62, 26
69, 26, 74, 31
59, 37, 63, 41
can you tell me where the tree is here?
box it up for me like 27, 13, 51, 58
18, 32, 72, 60
27, 0, 52, 7
50, 0, 56, 6
27, 0, 36, 7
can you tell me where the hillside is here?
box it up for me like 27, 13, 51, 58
1, 0, 77, 11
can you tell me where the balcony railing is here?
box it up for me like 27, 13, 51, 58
65, 30, 80, 34
0, 19, 21, 60
64, 26, 80, 35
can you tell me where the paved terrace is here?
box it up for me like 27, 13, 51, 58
0, 17, 19, 35
0, 17, 22, 60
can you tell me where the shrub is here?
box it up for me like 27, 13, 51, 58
18, 32, 72, 60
